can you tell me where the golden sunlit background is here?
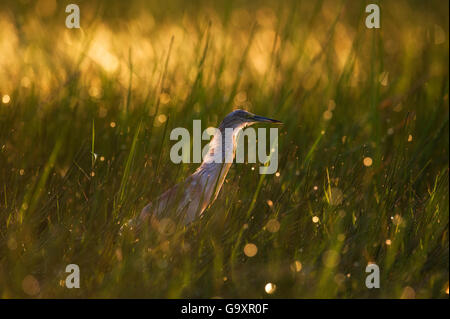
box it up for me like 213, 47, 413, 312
0, 0, 448, 298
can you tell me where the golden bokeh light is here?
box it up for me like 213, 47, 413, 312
243, 243, 258, 257
2, 94, 10, 104
290, 260, 302, 272
264, 282, 276, 294
22, 275, 40, 296
323, 110, 333, 121
157, 114, 168, 124
363, 157, 373, 167
265, 219, 280, 233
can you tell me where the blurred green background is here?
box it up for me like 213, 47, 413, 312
0, 0, 448, 298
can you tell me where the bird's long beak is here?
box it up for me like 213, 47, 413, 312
251, 114, 283, 124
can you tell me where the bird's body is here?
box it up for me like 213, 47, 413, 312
138, 109, 281, 227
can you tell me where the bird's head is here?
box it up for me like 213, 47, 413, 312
219, 109, 282, 130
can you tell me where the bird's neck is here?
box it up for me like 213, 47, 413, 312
201, 123, 245, 167
195, 124, 245, 200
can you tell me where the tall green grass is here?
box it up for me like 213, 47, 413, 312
0, 0, 448, 298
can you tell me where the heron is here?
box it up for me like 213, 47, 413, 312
137, 109, 282, 229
